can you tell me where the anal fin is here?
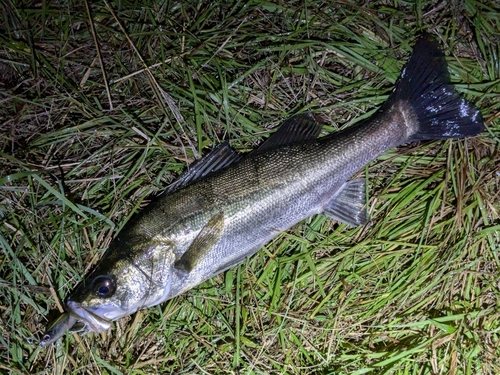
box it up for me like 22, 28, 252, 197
174, 211, 225, 273
323, 178, 368, 227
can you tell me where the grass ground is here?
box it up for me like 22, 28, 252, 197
1, 0, 499, 374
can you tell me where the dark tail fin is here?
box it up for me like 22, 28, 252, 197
385, 33, 484, 141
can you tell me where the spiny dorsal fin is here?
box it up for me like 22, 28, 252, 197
323, 178, 368, 227
253, 113, 322, 155
166, 142, 242, 194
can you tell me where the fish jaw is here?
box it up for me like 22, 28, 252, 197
66, 300, 113, 333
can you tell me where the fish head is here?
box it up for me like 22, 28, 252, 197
65, 238, 176, 333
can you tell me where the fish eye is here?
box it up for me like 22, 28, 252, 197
92, 276, 116, 298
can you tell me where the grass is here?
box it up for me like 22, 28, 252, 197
1, 0, 499, 374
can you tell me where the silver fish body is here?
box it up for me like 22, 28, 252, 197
42, 34, 484, 341
145, 108, 412, 299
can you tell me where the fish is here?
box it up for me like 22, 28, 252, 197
41, 34, 484, 343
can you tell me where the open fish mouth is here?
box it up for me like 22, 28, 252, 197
66, 300, 112, 333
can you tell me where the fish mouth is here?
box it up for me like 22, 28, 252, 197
66, 300, 112, 333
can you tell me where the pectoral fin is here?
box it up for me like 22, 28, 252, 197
175, 211, 225, 273
323, 178, 368, 226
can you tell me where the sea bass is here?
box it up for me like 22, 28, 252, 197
42, 34, 484, 342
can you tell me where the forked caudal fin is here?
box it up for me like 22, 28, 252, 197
385, 33, 484, 141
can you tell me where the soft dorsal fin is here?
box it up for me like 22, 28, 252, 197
166, 142, 242, 194
253, 113, 322, 155
323, 178, 368, 226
